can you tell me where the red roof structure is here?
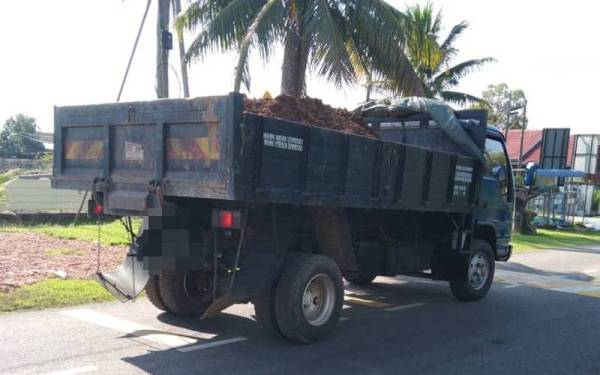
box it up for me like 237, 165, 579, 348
505, 129, 575, 167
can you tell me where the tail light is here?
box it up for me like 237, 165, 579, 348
88, 199, 104, 216
94, 203, 104, 216
212, 209, 241, 229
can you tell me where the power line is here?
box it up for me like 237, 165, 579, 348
116, 0, 153, 102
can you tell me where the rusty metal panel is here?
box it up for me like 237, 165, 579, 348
53, 94, 243, 207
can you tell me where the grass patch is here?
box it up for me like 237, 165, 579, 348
512, 229, 600, 253
45, 247, 86, 257
0, 279, 114, 313
0, 169, 21, 210
0, 218, 141, 246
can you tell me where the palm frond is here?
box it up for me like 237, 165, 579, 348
440, 90, 489, 106
305, 0, 355, 86
404, 3, 443, 78
439, 20, 468, 62
346, 0, 425, 96
433, 57, 495, 89
178, 0, 266, 63
233, 0, 282, 92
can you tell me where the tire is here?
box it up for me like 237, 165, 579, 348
158, 271, 212, 316
342, 269, 376, 286
253, 287, 282, 338
145, 275, 168, 312
449, 239, 495, 302
274, 253, 343, 343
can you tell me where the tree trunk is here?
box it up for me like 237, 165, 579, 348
280, 32, 309, 98
172, 0, 190, 98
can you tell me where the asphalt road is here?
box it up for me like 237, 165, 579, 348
1, 246, 600, 375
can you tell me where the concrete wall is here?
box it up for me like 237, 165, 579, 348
5, 175, 84, 213
0, 158, 51, 172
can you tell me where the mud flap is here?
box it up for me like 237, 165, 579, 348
201, 250, 282, 319
95, 254, 149, 302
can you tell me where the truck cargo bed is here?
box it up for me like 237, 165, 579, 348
52, 93, 486, 215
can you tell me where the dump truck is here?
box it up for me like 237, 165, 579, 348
52, 93, 514, 343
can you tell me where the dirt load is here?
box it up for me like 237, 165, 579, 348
244, 95, 375, 138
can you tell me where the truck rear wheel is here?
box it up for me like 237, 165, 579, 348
158, 271, 212, 316
342, 270, 376, 286
449, 240, 495, 302
145, 275, 168, 312
253, 287, 282, 338
273, 253, 343, 343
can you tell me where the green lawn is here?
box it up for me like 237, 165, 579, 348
0, 218, 140, 247
0, 279, 114, 313
512, 229, 600, 253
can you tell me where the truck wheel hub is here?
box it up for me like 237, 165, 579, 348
468, 252, 489, 290
302, 274, 335, 327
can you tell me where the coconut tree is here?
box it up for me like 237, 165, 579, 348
378, 3, 494, 105
175, 0, 425, 98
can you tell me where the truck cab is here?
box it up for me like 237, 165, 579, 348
477, 127, 514, 262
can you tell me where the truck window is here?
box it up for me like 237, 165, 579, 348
484, 138, 509, 199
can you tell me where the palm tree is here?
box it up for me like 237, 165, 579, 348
175, 0, 424, 98
390, 3, 494, 105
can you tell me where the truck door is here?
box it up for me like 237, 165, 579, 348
478, 136, 514, 259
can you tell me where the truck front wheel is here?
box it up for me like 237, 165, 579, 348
449, 240, 495, 302
158, 271, 212, 316
273, 253, 343, 343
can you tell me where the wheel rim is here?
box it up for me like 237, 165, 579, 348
468, 252, 490, 290
183, 271, 211, 303
302, 274, 335, 327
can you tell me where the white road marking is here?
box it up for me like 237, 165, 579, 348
503, 283, 522, 289
45, 365, 97, 375
384, 302, 425, 312
551, 286, 600, 293
343, 304, 351, 309
60, 308, 215, 348
406, 277, 437, 284
177, 337, 247, 352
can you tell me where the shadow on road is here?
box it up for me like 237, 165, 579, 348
156, 310, 260, 338
119, 277, 600, 375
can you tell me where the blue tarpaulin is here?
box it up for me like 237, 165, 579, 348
535, 169, 586, 178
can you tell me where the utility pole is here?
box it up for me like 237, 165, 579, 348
504, 91, 512, 139
517, 99, 528, 168
156, 0, 171, 98
172, 0, 190, 98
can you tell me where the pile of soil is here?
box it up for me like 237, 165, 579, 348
0, 232, 127, 292
244, 95, 375, 138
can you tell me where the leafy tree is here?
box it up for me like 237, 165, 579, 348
0, 114, 45, 159
472, 83, 527, 130
175, 0, 424, 98
374, 3, 494, 105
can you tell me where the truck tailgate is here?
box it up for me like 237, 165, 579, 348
53, 94, 242, 214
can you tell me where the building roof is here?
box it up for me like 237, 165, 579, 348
505, 129, 575, 167
506, 129, 543, 165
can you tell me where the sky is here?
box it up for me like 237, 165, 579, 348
1, 0, 599, 134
